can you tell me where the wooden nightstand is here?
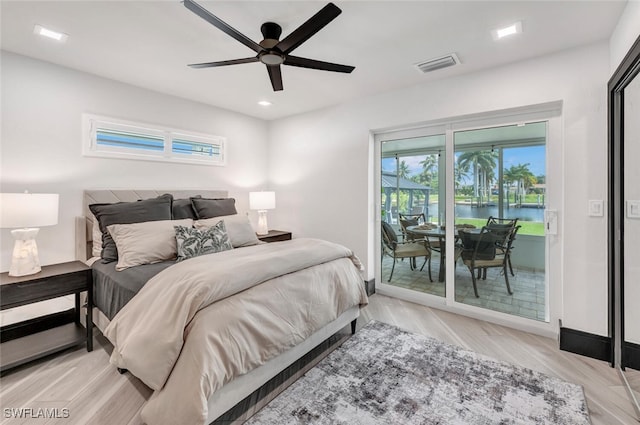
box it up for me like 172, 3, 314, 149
257, 230, 292, 243
0, 261, 93, 373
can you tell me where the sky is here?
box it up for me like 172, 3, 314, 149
382, 145, 546, 184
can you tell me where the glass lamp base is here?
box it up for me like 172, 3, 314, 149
9, 228, 41, 277
256, 210, 269, 235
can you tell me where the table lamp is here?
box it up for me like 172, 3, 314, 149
0, 192, 59, 276
249, 191, 275, 235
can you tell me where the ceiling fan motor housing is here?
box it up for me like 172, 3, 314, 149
259, 22, 284, 65
260, 22, 282, 45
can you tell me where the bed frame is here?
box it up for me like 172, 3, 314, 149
75, 189, 359, 423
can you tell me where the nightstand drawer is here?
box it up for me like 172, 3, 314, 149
1, 271, 89, 309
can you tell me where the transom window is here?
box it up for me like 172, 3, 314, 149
82, 114, 226, 166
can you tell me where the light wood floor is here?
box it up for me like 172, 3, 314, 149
1, 294, 638, 424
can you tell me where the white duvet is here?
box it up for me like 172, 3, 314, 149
103, 238, 368, 425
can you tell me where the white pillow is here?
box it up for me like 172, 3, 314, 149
194, 214, 260, 248
108, 219, 193, 271
91, 215, 102, 258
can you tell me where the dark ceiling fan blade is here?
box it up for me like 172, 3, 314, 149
267, 65, 283, 91
275, 3, 342, 54
183, 0, 264, 53
188, 57, 259, 69
285, 55, 354, 73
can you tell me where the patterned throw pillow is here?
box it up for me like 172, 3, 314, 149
174, 221, 233, 262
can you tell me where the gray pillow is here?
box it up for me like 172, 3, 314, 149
194, 214, 260, 248
172, 195, 200, 219
89, 194, 173, 263
174, 221, 233, 261
108, 218, 193, 271
190, 197, 237, 219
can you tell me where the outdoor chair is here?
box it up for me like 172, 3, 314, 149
458, 225, 521, 297
486, 216, 518, 227
382, 221, 432, 282
400, 212, 445, 254
398, 213, 426, 242
486, 216, 519, 276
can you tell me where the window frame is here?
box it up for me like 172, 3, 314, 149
82, 114, 226, 166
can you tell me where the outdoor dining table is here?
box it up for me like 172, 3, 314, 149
406, 224, 478, 282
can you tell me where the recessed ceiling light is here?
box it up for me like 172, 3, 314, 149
258, 101, 272, 107
491, 21, 522, 41
33, 24, 68, 42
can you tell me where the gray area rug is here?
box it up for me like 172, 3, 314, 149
246, 321, 590, 424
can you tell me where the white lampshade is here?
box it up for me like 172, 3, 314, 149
1, 193, 59, 277
249, 191, 276, 210
0, 193, 59, 228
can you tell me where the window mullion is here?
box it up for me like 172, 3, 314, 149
164, 132, 172, 157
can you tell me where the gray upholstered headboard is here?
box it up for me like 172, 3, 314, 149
75, 189, 228, 262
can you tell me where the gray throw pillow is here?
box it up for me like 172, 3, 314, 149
89, 194, 173, 263
190, 197, 237, 219
172, 196, 201, 219
174, 221, 233, 262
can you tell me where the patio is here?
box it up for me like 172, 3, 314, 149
381, 249, 546, 321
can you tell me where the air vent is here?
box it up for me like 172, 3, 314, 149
414, 53, 460, 74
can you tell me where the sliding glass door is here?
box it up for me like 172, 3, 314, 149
453, 123, 548, 321
376, 113, 557, 326
380, 133, 447, 297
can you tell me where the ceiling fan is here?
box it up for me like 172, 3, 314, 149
183, 0, 355, 92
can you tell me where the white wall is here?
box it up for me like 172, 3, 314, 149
610, 0, 640, 72
0, 51, 269, 271
268, 42, 610, 336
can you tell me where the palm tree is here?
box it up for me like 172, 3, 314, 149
398, 160, 411, 179
454, 162, 469, 192
519, 166, 537, 192
503, 166, 518, 205
504, 163, 537, 205
457, 150, 498, 205
418, 154, 437, 185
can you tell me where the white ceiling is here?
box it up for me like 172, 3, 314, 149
0, 1, 627, 121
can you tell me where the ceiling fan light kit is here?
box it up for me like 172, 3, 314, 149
259, 53, 284, 66
183, 0, 355, 92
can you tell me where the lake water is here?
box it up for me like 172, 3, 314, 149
419, 203, 544, 222
454, 204, 544, 222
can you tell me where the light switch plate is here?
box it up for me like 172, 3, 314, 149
627, 200, 640, 218
588, 200, 604, 217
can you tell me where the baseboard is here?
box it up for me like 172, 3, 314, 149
365, 279, 375, 296
0, 309, 75, 343
623, 341, 640, 371
559, 327, 612, 363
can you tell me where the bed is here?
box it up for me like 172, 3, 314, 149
75, 189, 368, 425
